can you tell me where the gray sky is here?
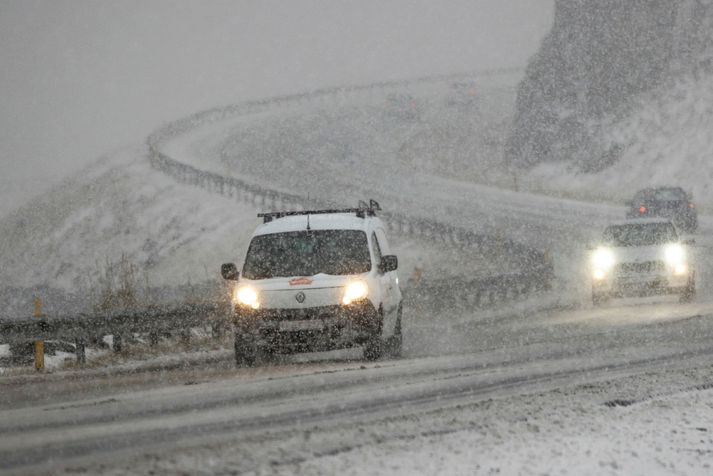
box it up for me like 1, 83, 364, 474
0, 0, 553, 207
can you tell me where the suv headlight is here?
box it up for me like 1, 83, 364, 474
664, 244, 688, 275
591, 247, 615, 278
664, 243, 685, 266
234, 285, 260, 309
342, 281, 368, 305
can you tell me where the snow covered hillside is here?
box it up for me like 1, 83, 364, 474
0, 146, 261, 295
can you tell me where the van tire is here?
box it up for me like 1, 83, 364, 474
387, 304, 403, 357
680, 277, 696, 303
234, 334, 257, 367
592, 291, 609, 307
363, 336, 383, 361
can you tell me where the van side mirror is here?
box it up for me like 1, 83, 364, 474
380, 255, 398, 273
221, 263, 239, 280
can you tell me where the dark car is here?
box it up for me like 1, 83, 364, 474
626, 187, 697, 233
445, 81, 478, 110
383, 93, 419, 121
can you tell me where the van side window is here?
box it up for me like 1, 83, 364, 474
375, 229, 390, 255
371, 232, 383, 271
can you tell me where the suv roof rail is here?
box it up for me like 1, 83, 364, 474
258, 199, 381, 223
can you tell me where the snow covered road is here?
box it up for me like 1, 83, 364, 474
4, 300, 713, 474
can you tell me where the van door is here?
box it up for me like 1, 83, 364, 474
373, 229, 398, 336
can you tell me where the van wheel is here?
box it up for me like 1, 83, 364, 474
256, 344, 275, 364
592, 291, 609, 307
680, 277, 696, 303
234, 334, 257, 367
386, 304, 403, 357
364, 305, 387, 361
363, 336, 383, 361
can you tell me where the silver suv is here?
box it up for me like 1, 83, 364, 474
590, 219, 696, 305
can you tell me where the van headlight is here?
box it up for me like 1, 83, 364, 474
234, 285, 260, 309
664, 243, 686, 267
342, 281, 368, 305
591, 247, 615, 279
674, 263, 688, 276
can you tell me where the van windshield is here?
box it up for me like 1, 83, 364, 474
242, 230, 371, 279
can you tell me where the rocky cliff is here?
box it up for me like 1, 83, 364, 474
508, 0, 713, 172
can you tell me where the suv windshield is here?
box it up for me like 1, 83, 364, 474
242, 230, 371, 279
603, 222, 678, 247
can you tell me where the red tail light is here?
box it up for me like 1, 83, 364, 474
639, 206, 647, 213
689, 202, 695, 209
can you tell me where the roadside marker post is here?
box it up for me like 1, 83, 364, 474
33, 297, 44, 371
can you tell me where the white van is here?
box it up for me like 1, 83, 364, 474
221, 201, 403, 365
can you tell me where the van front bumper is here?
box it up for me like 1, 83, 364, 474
232, 300, 381, 353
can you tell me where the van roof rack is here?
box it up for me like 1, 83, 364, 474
258, 199, 381, 223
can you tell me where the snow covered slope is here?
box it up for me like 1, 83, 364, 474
0, 146, 261, 294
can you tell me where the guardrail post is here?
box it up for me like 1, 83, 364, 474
149, 331, 159, 347
33, 297, 44, 371
211, 320, 224, 339
180, 329, 191, 346
113, 334, 123, 353
75, 338, 86, 364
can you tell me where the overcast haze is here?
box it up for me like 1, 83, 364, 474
0, 0, 553, 211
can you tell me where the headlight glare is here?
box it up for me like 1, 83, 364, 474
674, 263, 688, 276
342, 281, 368, 305
664, 244, 685, 266
235, 286, 260, 309
592, 247, 615, 271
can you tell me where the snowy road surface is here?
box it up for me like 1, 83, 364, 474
4, 300, 713, 474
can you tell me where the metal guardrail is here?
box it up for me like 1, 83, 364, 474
405, 270, 552, 313
148, 151, 545, 264
0, 303, 226, 364
0, 268, 550, 367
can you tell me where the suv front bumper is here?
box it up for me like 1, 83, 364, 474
593, 270, 692, 297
